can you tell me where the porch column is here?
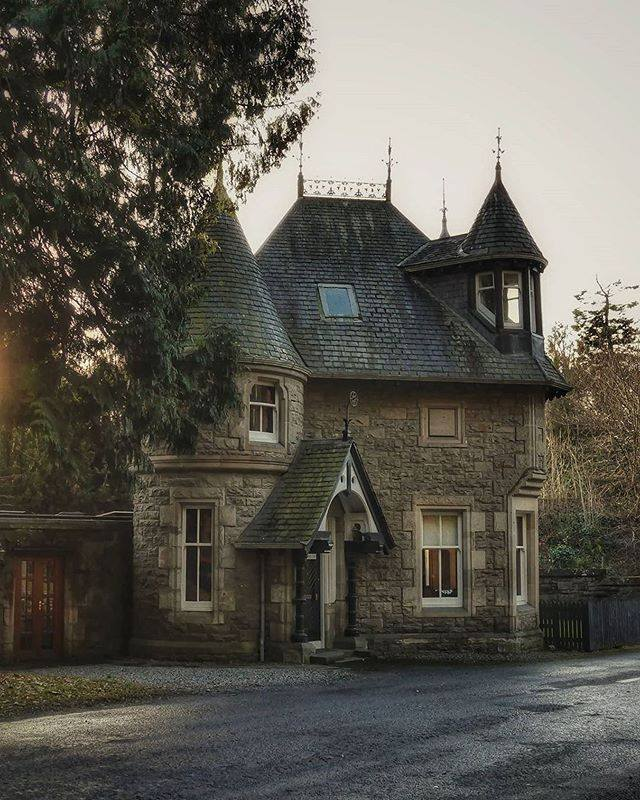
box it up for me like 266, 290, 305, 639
292, 549, 308, 643
345, 553, 358, 637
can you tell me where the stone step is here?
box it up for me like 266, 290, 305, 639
333, 636, 369, 651
334, 656, 368, 665
309, 648, 364, 665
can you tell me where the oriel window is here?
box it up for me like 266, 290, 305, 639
476, 272, 496, 323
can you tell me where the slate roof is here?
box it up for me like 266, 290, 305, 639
237, 439, 391, 549
400, 233, 467, 270
460, 166, 546, 265
400, 167, 545, 270
256, 196, 568, 391
189, 200, 305, 372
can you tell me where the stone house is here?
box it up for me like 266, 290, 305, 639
131, 153, 569, 663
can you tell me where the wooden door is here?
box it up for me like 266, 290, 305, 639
13, 556, 64, 660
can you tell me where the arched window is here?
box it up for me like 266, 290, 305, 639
249, 383, 279, 443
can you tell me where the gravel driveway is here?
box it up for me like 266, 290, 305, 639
19, 660, 356, 693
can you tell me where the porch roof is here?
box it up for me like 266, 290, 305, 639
236, 439, 391, 551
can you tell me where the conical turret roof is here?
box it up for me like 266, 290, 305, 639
189, 173, 305, 372
460, 165, 546, 266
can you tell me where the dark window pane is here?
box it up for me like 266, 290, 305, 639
479, 287, 496, 316
249, 404, 261, 431
199, 509, 212, 543
251, 384, 275, 404
185, 508, 198, 543
516, 549, 523, 596
516, 516, 525, 547
262, 406, 275, 433
441, 549, 458, 597
422, 549, 439, 598
185, 547, 198, 601
199, 546, 212, 602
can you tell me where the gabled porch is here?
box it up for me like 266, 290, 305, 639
236, 439, 392, 661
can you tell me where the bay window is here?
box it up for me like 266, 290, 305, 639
421, 511, 463, 607
515, 513, 528, 604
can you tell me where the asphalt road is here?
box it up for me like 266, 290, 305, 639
2, 651, 640, 800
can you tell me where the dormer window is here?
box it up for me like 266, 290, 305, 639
249, 383, 278, 443
318, 284, 359, 318
502, 271, 523, 328
475, 270, 524, 329
476, 272, 496, 323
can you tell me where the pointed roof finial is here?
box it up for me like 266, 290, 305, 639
493, 127, 505, 181
439, 177, 450, 239
213, 161, 235, 216
385, 137, 396, 202
297, 140, 305, 198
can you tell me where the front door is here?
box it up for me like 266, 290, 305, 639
303, 556, 322, 642
13, 556, 64, 661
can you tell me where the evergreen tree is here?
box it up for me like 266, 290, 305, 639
573, 279, 639, 354
0, 0, 316, 510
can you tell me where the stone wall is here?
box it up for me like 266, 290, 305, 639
540, 570, 640, 599
131, 367, 305, 661
303, 378, 547, 654
0, 513, 131, 663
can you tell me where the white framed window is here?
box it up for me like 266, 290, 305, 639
318, 284, 360, 318
502, 271, 523, 328
249, 383, 278, 443
421, 511, 463, 607
516, 513, 528, 604
182, 507, 214, 611
475, 271, 496, 323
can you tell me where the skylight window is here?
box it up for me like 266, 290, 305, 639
318, 284, 360, 318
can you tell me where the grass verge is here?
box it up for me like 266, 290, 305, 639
0, 671, 163, 719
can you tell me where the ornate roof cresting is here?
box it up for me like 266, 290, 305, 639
303, 178, 387, 200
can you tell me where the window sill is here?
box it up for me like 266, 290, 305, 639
419, 438, 468, 448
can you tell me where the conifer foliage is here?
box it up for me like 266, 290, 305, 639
543, 281, 640, 573
0, 0, 316, 510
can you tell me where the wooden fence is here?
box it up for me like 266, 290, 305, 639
539, 597, 640, 651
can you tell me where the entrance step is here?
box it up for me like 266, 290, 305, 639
333, 636, 369, 651
309, 648, 370, 666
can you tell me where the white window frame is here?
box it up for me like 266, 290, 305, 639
249, 382, 279, 444
420, 511, 464, 608
502, 271, 524, 329
515, 513, 528, 605
318, 283, 360, 318
181, 506, 215, 611
475, 271, 496, 324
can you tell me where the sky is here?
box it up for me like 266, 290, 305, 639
238, 0, 640, 329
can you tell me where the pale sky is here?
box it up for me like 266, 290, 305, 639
238, 0, 640, 329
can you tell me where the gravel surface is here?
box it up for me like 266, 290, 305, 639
17, 660, 357, 692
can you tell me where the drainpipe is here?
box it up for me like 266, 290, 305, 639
259, 551, 266, 662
